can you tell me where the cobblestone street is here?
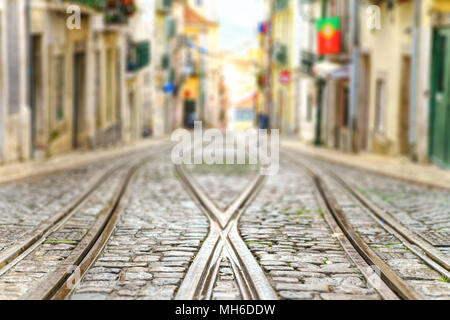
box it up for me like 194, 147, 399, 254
0, 141, 448, 300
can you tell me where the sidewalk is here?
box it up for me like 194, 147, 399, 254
282, 140, 450, 190
0, 137, 169, 185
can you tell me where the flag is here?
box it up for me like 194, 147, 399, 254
316, 17, 341, 55
258, 22, 269, 35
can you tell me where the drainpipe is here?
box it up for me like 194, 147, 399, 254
314, 0, 327, 146
409, 0, 420, 161
26, 0, 34, 159
349, 0, 360, 153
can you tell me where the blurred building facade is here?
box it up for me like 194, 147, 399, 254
177, 2, 219, 128
0, 0, 227, 165
259, 0, 450, 168
0, 0, 139, 163
0, 0, 30, 163
269, 0, 301, 135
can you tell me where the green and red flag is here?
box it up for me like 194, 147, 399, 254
316, 17, 341, 55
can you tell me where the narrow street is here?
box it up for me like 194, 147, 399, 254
0, 141, 448, 300
1, 0, 450, 307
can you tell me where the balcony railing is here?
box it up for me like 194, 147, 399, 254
127, 41, 151, 72
62, 0, 105, 11
271, 41, 288, 65
300, 51, 316, 75
61, 0, 136, 24
104, 0, 136, 24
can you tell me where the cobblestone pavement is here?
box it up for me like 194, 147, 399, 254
1, 141, 449, 300
212, 257, 242, 300
0, 166, 131, 299
293, 155, 450, 299
69, 154, 209, 300
183, 162, 259, 210
182, 162, 258, 300
295, 152, 450, 257
239, 159, 382, 300
0, 158, 121, 255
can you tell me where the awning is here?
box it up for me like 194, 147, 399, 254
312, 61, 350, 79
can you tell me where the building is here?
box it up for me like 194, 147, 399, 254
416, 0, 450, 167
231, 92, 257, 131
269, 0, 302, 135
153, 0, 176, 135
0, 0, 142, 164
0, 0, 30, 163
358, 1, 414, 157
28, 0, 134, 157
297, 0, 322, 144
126, 0, 154, 140
357, 0, 450, 168
177, 1, 220, 129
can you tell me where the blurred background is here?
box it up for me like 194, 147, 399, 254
0, 0, 449, 169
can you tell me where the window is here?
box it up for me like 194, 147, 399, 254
274, 0, 288, 11
437, 35, 447, 92
95, 51, 101, 128
53, 56, 65, 121
341, 86, 349, 128
306, 95, 313, 122
375, 79, 386, 132
106, 49, 114, 123
6, 0, 20, 114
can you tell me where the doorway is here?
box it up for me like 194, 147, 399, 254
73, 52, 85, 149
399, 55, 411, 155
31, 35, 44, 157
430, 28, 450, 167
357, 53, 371, 151
184, 100, 196, 128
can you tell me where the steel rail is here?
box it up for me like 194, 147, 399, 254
327, 170, 450, 275
0, 146, 158, 273
283, 150, 427, 300
174, 164, 278, 300
283, 149, 450, 275
282, 143, 450, 191
0, 163, 122, 273
14, 145, 171, 300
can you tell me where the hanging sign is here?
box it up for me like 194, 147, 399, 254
316, 17, 341, 55
279, 70, 291, 85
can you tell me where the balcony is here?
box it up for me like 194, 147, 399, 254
300, 51, 317, 75
127, 41, 151, 73
161, 54, 171, 70
273, 0, 289, 12
156, 0, 173, 13
62, 0, 105, 11
271, 41, 288, 65
104, 0, 136, 24
59, 0, 136, 24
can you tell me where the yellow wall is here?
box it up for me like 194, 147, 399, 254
430, 0, 450, 12
271, 4, 295, 133
360, 1, 413, 155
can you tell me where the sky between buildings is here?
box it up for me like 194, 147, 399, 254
216, 0, 264, 53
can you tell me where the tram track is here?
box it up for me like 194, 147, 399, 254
283, 149, 449, 300
0, 145, 171, 300
174, 164, 278, 300
0, 164, 122, 272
